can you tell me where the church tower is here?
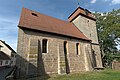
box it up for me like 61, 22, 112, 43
68, 7, 103, 68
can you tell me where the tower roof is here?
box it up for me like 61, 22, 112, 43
68, 7, 96, 22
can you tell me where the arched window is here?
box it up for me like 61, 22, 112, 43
76, 43, 80, 55
42, 39, 48, 53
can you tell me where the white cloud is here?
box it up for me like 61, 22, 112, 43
112, 0, 120, 4
103, 0, 110, 2
103, 0, 120, 4
91, 0, 97, 3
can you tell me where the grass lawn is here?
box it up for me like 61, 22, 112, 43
36, 69, 120, 80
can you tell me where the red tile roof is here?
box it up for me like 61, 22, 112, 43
68, 7, 96, 22
18, 8, 90, 41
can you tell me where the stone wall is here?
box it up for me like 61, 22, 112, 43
72, 15, 98, 44
72, 15, 103, 68
112, 61, 120, 70
16, 28, 29, 78
16, 27, 94, 78
92, 44, 103, 68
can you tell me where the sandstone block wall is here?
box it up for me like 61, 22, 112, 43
112, 61, 120, 70
72, 15, 103, 68
92, 45, 103, 68
16, 28, 94, 78
72, 15, 98, 44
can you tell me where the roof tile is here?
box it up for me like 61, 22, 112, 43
18, 8, 91, 41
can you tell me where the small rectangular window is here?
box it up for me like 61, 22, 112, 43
42, 39, 48, 53
76, 43, 80, 55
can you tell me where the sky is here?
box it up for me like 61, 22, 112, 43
0, 0, 120, 51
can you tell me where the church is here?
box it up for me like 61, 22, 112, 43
16, 6, 103, 78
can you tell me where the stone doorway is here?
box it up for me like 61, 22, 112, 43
92, 49, 97, 67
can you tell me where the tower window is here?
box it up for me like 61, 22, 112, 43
42, 39, 48, 53
76, 43, 81, 55
85, 9, 89, 15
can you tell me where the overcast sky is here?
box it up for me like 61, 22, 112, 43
0, 0, 120, 51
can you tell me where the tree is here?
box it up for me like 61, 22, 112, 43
94, 9, 120, 67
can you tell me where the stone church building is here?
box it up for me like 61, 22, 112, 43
16, 7, 103, 78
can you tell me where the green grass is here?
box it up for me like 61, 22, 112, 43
30, 69, 120, 80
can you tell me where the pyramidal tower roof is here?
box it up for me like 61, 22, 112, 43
68, 7, 96, 22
